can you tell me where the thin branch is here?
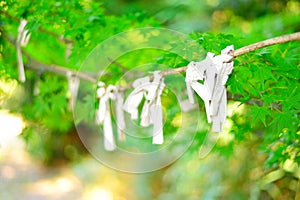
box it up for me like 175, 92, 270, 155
3, 10, 299, 81
227, 93, 282, 110
158, 32, 300, 77
1, 10, 73, 44
232, 32, 300, 57
4, 34, 96, 82
38, 28, 73, 44
26, 60, 97, 83
107, 57, 128, 72
160, 66, 187, 77
23, 51, 97, 82
5, 30, 297, 109
4, 30, 300, 85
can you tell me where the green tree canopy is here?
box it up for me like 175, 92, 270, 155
0, 0, 299, 199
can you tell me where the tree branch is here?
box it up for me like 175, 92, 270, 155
4, 34, 95, 82
158, 32, 300, 77
3, 9, 299, 82
107, 57, 128, 72
232, 32, 300, 57
5, 30, 300, 86
5, 30, 297, 110
26, 59, 97, 83
1, 10, 73, 44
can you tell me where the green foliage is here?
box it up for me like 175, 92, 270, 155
1, 0, 299, 198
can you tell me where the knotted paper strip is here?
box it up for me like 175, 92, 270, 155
96, 83, 116, 151
67, 72, 80, 111
185, 45, 234, 132
16, 19, 31, 82
114, 87, 126, 141
123, 71, 165, 144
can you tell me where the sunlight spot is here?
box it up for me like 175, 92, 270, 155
287, 1, 300, 14
206, 0, 219, 7
0, 110, 25, 149
26, 176, 78, 197
217, 120, 234, 146
216, 102, 246, 144
241, 21, 252, 34
85, 188, 113, 200
56, 178, 75, 192
171, 113, 182, 127
283, 159, 299, 174
0, 79, 18, 104
227, 102, 245, 117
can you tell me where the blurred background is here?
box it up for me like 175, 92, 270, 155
0, 0, 300, 199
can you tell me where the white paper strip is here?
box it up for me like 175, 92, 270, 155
18, 19, 31, 47
151, 103, 163, 144
103, 99, 115, 151
114, 88, 126, 141
96, 84, 116, 151
141, 100, 151, 127
152, 75, 165, 144
16, 19, 31, 83
191, 81, 211, 123
123, 89, 144, 119
16, 45, 25, 82
67, 72, 80, 111
123, 71, 165, 144
185, 45, 234, 132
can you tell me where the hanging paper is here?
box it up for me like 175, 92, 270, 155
16, 19, 31, 82
123, 71, 165, 144
185, 45, 234, 132
96, 83, 116, 151
114, 87, 126, 141
67, 72, 80, 111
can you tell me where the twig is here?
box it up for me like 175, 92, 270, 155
160, 66, 187, 77
1, 11, 73, 44
4, 30, 300, 85
27, 60, 97, 83
4, 34, 96, 82
227, 93, 282, 110
3, 10, 299, 81
107, 57, 128, 72
5, 30, 298, 110
232, 32, 300, 57
158, 32, 300, 77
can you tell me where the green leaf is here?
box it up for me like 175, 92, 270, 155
249, 104, 270, 127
